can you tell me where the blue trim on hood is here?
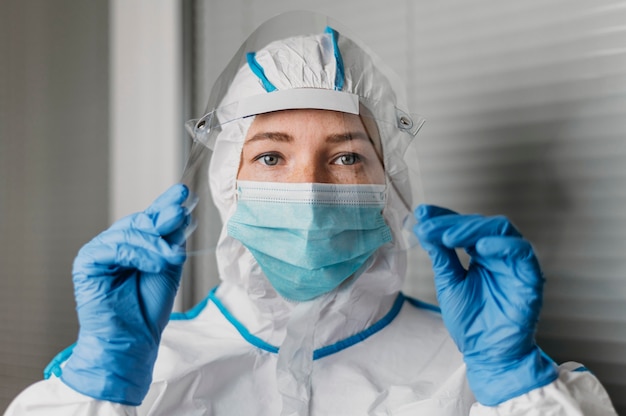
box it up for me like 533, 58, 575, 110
246, 27, 344, 94
212, 289, 406, 360
325, 26, 345, 91
170, 294, 210, 320
43, 342, 76, 379
43, 287, 417, 379
405, 296, 441, 313
246, 51, 277, 92
313, 292, 405, 359
209, 288, 280, 354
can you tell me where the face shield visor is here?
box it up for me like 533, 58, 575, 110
180, 12, 426, 296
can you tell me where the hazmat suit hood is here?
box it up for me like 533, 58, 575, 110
184, 11, 425, 397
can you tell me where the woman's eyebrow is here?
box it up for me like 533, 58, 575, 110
245, 131, 370, 144
246, 132, 293, 143
326, 131, 370, 143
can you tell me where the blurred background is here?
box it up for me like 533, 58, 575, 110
1, 0, 625, 413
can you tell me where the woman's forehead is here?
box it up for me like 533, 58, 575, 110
245, 108, 383, 161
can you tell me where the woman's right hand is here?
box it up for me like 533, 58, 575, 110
60, 184, 191, 406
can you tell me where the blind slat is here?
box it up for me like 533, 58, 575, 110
194, 1, 626, 413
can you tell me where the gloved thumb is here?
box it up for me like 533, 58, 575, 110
414, 205, 466, 289
414, 204, 458, 222
418, 233, 466, 291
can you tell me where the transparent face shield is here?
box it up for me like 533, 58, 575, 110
179, 11, 426, 289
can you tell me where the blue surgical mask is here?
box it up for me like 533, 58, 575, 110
227, 181, 392, 302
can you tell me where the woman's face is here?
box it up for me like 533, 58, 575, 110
237, 109, 385, 184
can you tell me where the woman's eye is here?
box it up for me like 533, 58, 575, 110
257, 153, 280, 166
335, 153, 360, 166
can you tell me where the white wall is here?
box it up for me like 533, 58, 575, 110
109, 0, 183, 221
1, 0, 623, 412
0, 1, 109, 410
195, 1, 626, 412
0, 1, 184, 411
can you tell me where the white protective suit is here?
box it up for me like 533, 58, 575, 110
5, 11, 617, 416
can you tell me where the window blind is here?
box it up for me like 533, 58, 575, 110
406, 2, 626, 411
191, 1, 626, 412
0, 1, 109, 411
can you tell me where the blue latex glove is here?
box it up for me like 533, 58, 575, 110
60, 184, 191, 405
414, 204, 558, 406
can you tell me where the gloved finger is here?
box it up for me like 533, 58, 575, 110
145, 184, 189, 216
164, 229, 186, 247
110, 203, 190, 239
107, 185, 190, 234
107, 229, 186, 265
76, 229, 186, 271
475, 236, 544, 287
74, 242, 170, 276
162, 214, 192, 246
153, 205, 190, 236
109, 212, 158, 236
414, 212, 482, 246
106, 213, 136, 232
426, 243, 469, 290
441, 215, 523, 249
413, 215, 467, 288
115, 241, 184, 272
475, 236, 545, 327
101, 206, 191, 251
414, 204, 459, 223
476, 235, 533, 259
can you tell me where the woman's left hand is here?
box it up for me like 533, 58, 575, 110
413, 204, 558, 406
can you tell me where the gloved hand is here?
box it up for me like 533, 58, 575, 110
413, 204, 558, 406
60, 184, 191, 405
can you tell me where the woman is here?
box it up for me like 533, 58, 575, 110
5, 11, 616, 415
